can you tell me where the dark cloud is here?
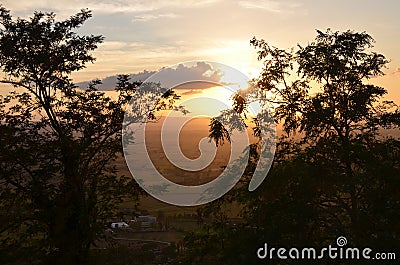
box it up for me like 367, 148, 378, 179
144, 62, 223, 89
76, 62, 224, 91
76, 70, 155, 91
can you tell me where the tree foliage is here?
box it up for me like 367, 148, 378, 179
184, 29, 400, 264
0, 7, 179, 265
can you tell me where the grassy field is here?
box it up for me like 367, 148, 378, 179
115, 116, 245, 237
119, 194, 242, 219
119, 231, 186, 242
119, 195, 200, 217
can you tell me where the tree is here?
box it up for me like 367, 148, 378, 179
0, 7, 179, 265
249, 29, 399, 245
181, 29, 400, 264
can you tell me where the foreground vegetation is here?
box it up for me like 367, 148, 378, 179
0, 6, 399, 265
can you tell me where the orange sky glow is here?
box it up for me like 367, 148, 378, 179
0, 0, 399, 104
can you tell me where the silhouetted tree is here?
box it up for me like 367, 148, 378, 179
249, 29, 399, 246
0, 7, 179, 265
181, 29, 400, 264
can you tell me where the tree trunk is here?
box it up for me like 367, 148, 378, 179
45, 141, 92, 265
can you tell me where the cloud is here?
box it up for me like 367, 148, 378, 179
151, 62, 224, 89
88, 0, 221, 14
76, 62, 224, 91
1, 0, 221, 17
238, 0, 300, 13
76, 70, 156, 90
132, 12, 178, 22
98, 41, 146, 50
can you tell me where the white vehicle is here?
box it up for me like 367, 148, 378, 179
110, 222, 129, 228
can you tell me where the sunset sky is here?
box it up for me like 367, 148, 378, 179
1, 0, 400, 102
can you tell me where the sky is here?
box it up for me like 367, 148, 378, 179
1, 0, 400, 102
